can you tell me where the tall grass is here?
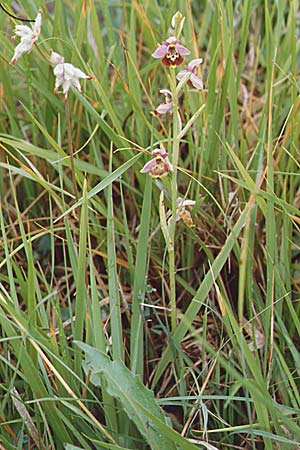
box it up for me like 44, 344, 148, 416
0, 1, 299, 449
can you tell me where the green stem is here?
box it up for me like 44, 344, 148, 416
65, 97, 78, 201
168, 67, 180, 332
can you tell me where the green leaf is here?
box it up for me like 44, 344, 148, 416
56, 152, 142, 221
65, 445, 84, 450
74, 178, 88, 374
75, 342, 176, 450
130, 175, 152, 375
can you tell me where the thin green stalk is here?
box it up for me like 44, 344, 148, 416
0, 200, 18, 310
74, 177, 88, 374
26, 227, 37, 366
238, 202, 253, 324
88, 242, 118, 434
168, 67, 180, 332
65, 97, 78, 201
130, 173, 152, 376
264, 3, 276, 391
107, 147, 123, 362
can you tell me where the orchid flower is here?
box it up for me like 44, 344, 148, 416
140, 148, 173, 178
10, 9, 42, 65
154, 89, 173, 116
168, 197, 196, 227
49, 50, 92, 99
176, 58, 203, 90
152, 36, 190, 67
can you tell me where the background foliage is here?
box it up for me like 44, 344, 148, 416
0, 0, 299, 449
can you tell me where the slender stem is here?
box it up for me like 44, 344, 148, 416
168, 67, 180, 332
65, 97, 78, 201
0, 3, 35, 22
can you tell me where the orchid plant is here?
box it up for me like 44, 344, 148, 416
8, 6, 201, 333
9, 8, 92, 99
8, 7, 93, 201
140, 11, 204, 330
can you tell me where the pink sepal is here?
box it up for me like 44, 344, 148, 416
187, 58, 203, 70
152, 45, 167, 58
190, 73, 203, 90
140, 158, 156, 173
175, 44, 190, 56
155, 103, 173, 115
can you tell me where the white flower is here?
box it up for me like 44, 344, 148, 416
49, 50, 92, 99
10, 9, 42, 65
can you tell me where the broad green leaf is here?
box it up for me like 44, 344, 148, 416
75, 342, 176, 450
